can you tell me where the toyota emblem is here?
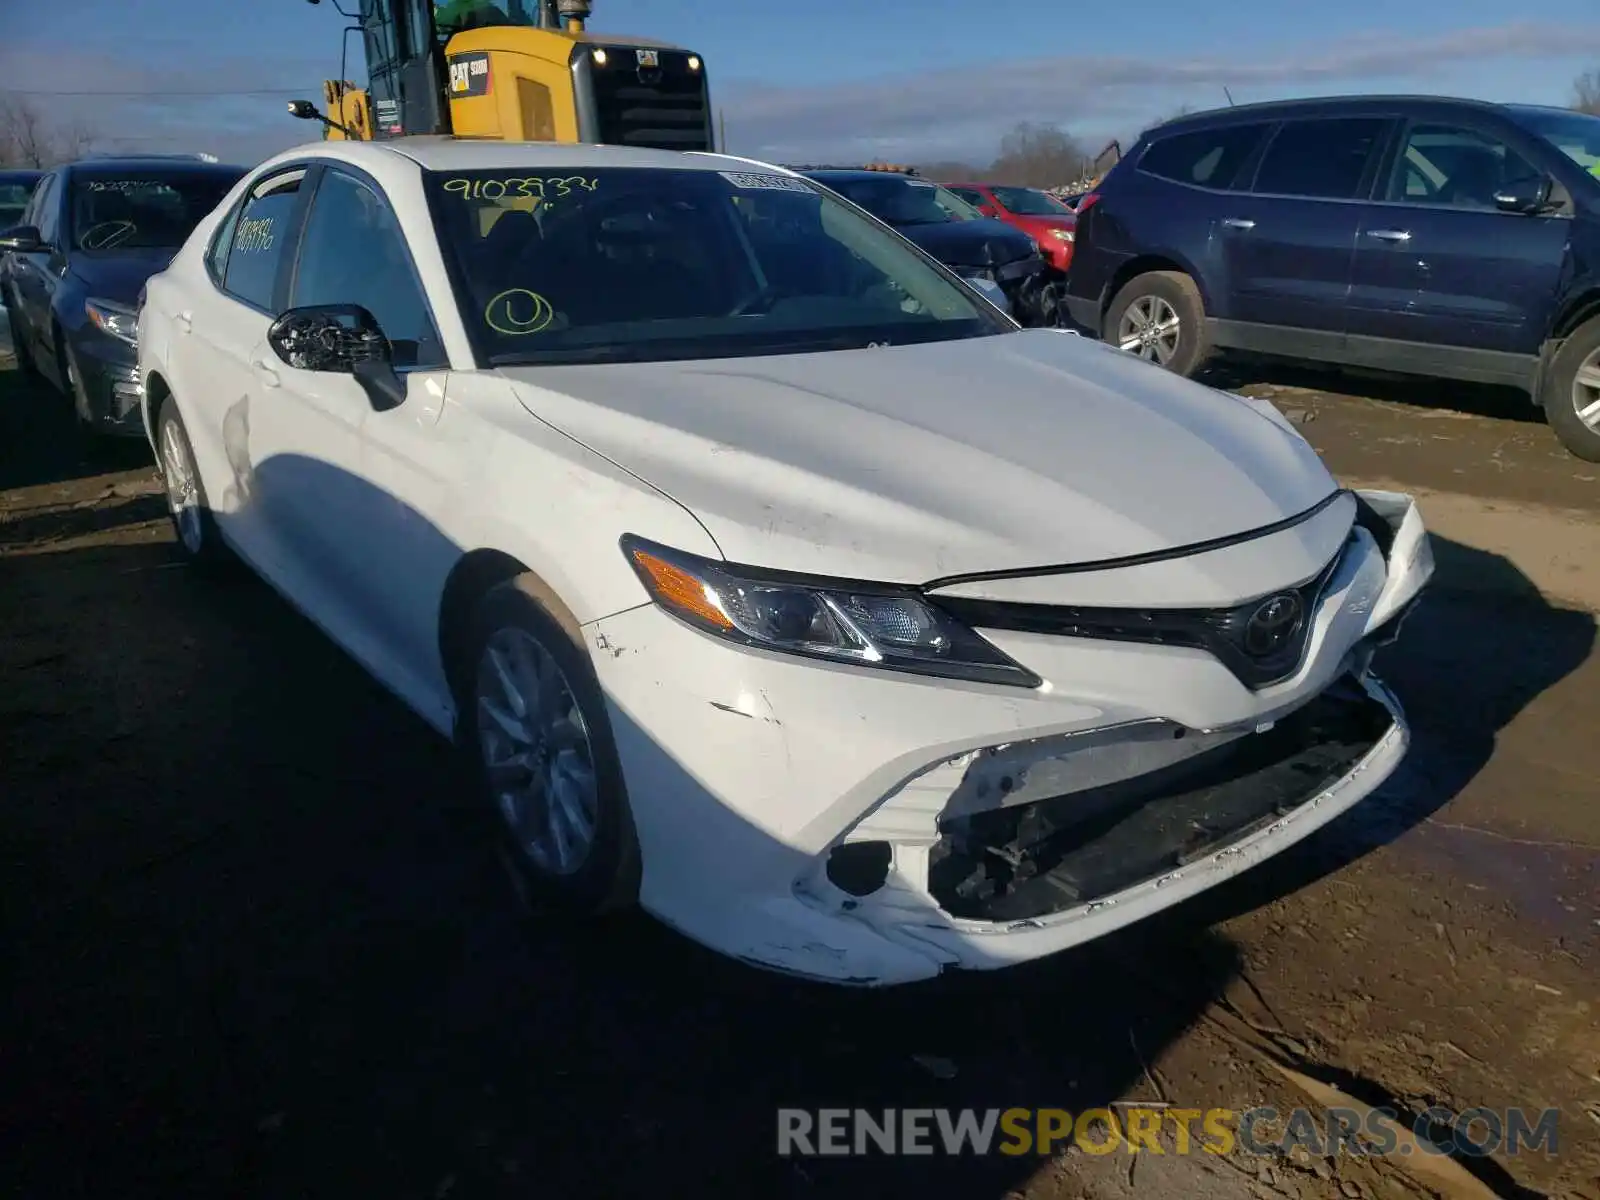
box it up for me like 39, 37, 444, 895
1242, 592, 1303, 657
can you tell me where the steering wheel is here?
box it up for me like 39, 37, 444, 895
728, 282, 801, 317
79, 220, 137, 251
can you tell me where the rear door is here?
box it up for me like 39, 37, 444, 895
10, 174, 58, 361
1218, 115, 1393, 334
175, 166, 312, 566
1345, 117, 1571, 372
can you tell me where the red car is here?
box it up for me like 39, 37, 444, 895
942, 183, 1077, 274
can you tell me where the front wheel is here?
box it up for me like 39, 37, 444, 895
1103, 270, 1211, 377
1540, 315, 1600, 462
456, 579, 640, 918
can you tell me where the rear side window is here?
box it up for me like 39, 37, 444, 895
1251, 118, 1389, 200
946, 186, 987, 208
222, 170, 307, 311
1137, 124, 1270, 189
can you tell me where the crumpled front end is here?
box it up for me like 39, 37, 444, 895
586, 490, 1431, 986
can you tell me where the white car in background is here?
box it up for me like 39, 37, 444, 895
135, 138, 1432, 986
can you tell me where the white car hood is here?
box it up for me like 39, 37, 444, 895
497, 329, 1338, 583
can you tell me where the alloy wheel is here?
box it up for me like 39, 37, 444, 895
159, 419, 204, 555
475, 626, 600, 877
1573, 347, 1600, 434
1117, 295, 1181, 364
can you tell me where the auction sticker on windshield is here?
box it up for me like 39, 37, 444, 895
719, 172, 813, 192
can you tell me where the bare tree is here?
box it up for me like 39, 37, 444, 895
916, 159, 986, 180
0, 92, 98, 168
987, 122, 1085, 189
1575, 70, 1600, 116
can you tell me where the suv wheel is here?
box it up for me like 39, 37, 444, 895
1103, 270, 1211, 377
1542, 314, 1600, 462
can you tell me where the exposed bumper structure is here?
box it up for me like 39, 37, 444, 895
585, 490, 1431, 986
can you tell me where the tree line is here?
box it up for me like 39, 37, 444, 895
4, 69, 1600, 176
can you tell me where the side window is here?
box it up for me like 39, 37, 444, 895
1385, 124, 1543, 210
33, 176, 60, 244
947, 186, 987, 208
222, 170, 306, 311
1138, 124, 1270, 189
205, 198, 243, 287
289, 169, 443, 368
1251, 118, 1388, 200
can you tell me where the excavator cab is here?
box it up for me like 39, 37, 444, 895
299, 0, 714, 151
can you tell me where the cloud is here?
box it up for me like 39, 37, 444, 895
718, 21, 1600, 162
4, 21, 1598, 167
0, 40, 329, 165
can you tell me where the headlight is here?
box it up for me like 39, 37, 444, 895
621, 536, 1041, 688
1048, 229, 1074, 242
85, 297, 138, 345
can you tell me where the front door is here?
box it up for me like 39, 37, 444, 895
1220, 116, 1393, 335
1345, 119, 1570, 367
269, 165, 454, 701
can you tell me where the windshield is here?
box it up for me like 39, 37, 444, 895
423, 167, 1011, 367
818, 176, 981, 226
70, 171, 240, 252
990, 186, 1073, 216
434, 0, 542, 33
1507, 106, 1600, 178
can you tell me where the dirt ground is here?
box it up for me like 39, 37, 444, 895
1, 346, 1596, 1200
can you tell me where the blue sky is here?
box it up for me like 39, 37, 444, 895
5, 0, 1600, 166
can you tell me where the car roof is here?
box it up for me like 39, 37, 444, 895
1147, 93, 1513, 135
272, 137, 764, 175
65, 156, 247, 175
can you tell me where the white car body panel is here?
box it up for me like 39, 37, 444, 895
135, 138, 1433, 986
496, 327, 1336, 586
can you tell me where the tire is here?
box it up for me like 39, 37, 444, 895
1103, 269, 1212, 377
4, 292, 38, 378
155, 395, 231, 568
455, 577, 641, 918
1540, 314, 1600, 462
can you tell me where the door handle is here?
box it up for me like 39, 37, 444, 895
251, 358, 281, 388
173, 310, 192, 334
1365, 228, 1412, 243
1222, 217, 1255, 230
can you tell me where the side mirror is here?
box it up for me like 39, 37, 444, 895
1494, 176, 1554, 215
266, 303, 406, 412
0, 224, 44, 253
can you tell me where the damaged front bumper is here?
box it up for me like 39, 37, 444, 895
585, 489, 1431, 986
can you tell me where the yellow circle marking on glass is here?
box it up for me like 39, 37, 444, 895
484, 289, 554, 336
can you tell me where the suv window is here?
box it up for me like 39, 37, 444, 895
289, 168, 443, 368
1252, 117, 1387, 200
1386, 124, 1544, 210
222, 170, 307, 311
1139, 124, 1269, 189
32, 175, 60, 245
945, 186, 987, 208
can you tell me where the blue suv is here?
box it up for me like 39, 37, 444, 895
1064, 96, 1600, 461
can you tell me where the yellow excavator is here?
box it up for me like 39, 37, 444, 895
291, 0, 714, 151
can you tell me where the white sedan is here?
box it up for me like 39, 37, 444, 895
136, 138, 1432, 986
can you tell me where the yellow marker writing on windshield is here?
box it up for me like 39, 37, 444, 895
484, 289, 554, 336
443, 176, 598, 200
